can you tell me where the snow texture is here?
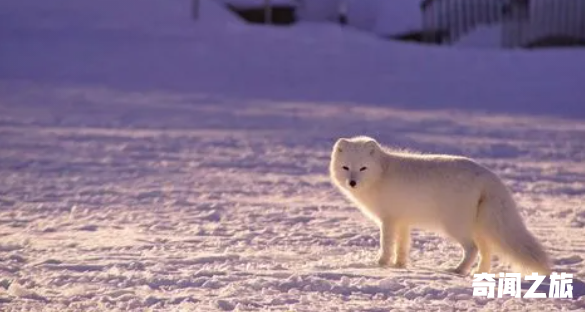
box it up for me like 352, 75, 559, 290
345, 0, 378, 32
296, 0, 342, 22
455, 25, 502, 48
0, 0, 584, 311
373, 0, 423, 36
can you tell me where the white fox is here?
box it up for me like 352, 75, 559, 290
330, 136, 551, 276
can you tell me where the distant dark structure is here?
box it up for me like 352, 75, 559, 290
386, 29, 449, 44
219, 0, 584, 48
225, 3, 297, 25
419, 0, 585, 48
224, 0, 349, 26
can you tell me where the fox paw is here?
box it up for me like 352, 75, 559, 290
377, 257, 391, 267
447, 267, 469, 276
378, 257, 406, 268
393, 260, 406, 269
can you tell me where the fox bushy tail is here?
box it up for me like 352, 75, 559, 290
477, 180, 551, 275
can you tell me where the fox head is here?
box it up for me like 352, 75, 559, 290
330, 136, 384, 191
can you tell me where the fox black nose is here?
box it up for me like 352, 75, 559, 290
349, 180, 356, 188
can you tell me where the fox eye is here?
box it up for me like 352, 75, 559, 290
342, 166, 349, 171
360, 167, 367, 171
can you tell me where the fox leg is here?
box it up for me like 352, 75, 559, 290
473, 235, 492, 274
393, 223, 410, 268
378, 220, 409, 268
451, 240, 478, 275
378, 219, 397, 266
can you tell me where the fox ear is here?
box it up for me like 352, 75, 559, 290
335, 138, 349, 153
365, 140, 379, 156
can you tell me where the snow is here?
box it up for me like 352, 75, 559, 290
455, 25, 502, 48
1, 0, 585, 311
373, 0, 423, 36
295, 0, 341, 22
297, 0, 425, 36
0, 0, 196, 33
345, 0, 378, 32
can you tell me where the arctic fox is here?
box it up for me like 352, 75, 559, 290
330, 136, 551, 276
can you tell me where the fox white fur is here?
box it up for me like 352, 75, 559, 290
330, 136, 551, 276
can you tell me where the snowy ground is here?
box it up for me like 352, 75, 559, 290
1, 1, 585, 311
